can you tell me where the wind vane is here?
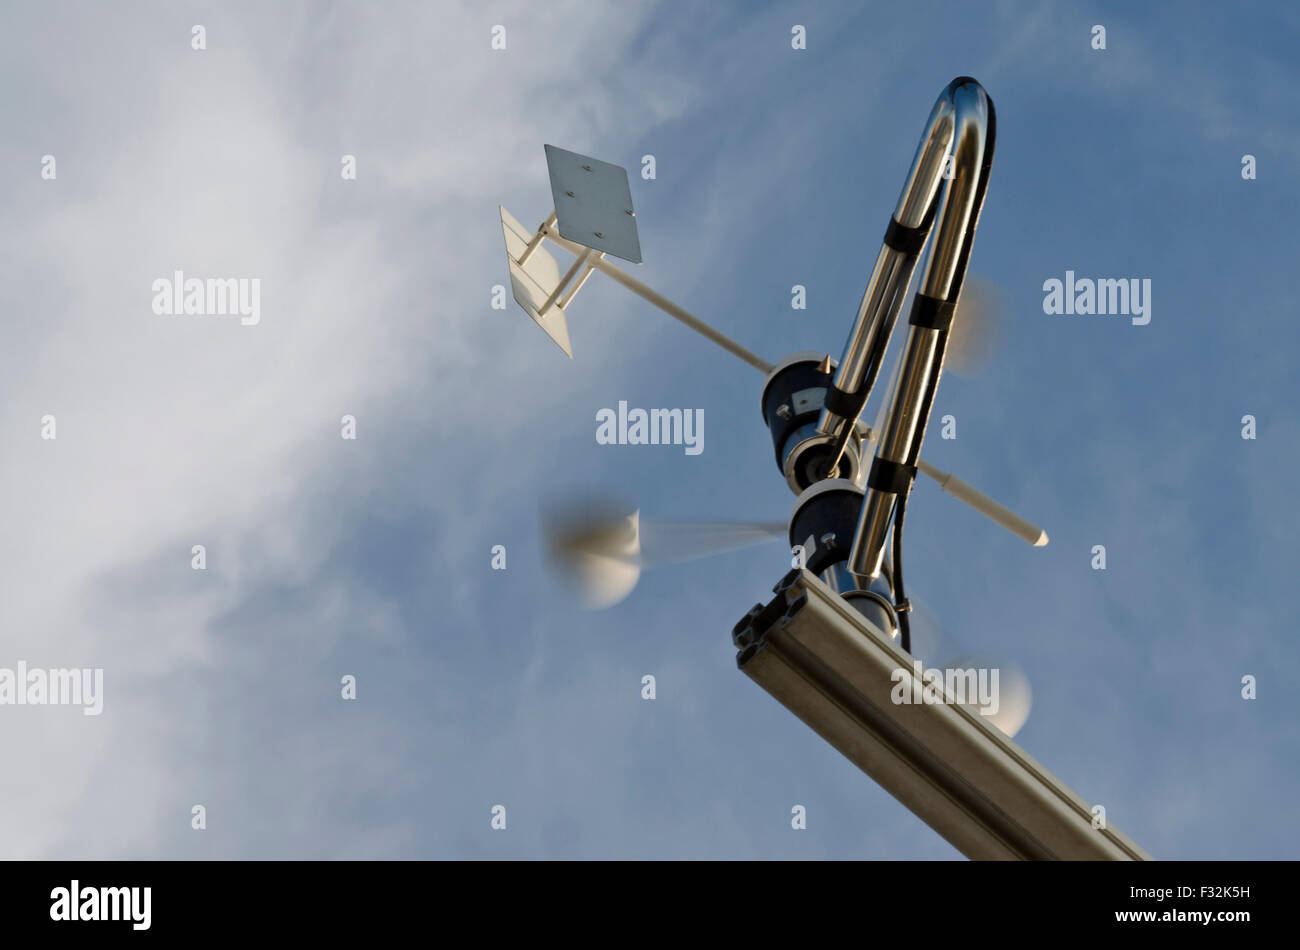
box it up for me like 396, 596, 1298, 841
498, 78, 1149, 861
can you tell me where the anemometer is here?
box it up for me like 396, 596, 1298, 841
499, 76, 1150, 862
500, 77, 1043, 650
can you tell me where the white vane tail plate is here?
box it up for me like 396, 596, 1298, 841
499, 205, 573, 357
544, 145, 642, 264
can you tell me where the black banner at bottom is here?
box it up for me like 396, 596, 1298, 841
0, 859, 1279, 938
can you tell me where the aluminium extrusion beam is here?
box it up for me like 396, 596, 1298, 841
732, 569, 1151, 861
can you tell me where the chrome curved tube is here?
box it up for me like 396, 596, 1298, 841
817, 78, 969, 453
848, 78, 997, 579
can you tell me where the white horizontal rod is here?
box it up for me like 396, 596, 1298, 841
915, 457, 1049, 547
558, 251, 603, 310
542, 229, 773, 374
539, 247, 591, 316
517, 210, 557, 267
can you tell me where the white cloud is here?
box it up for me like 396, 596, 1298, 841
0, 1, 704, 858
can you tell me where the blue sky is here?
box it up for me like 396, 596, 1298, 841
1, 0, 1297, 859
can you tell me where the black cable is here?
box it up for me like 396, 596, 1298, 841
893, 490, 912, 654
893, 328, 949, 656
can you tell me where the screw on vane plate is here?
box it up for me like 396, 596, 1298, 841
543, 144, 644, 263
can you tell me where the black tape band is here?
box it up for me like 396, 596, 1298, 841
909, 293, 956, 331
883, 217, 929, 255
883, 202, 937, 255
824, 384, 868, 419
867, 457, 917, 494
